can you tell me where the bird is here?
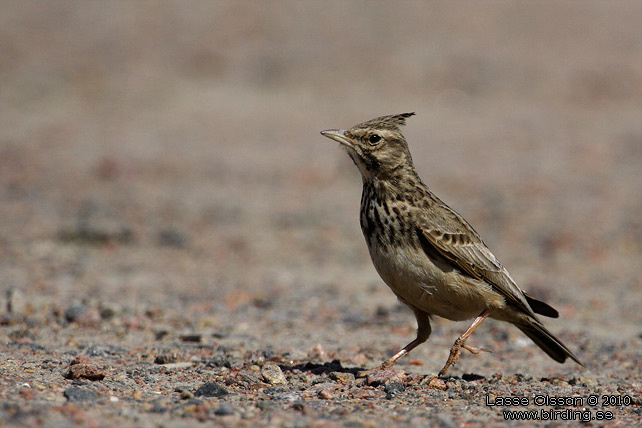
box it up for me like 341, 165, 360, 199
320, 113, 582, 376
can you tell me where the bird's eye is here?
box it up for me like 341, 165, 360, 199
368, 134, 382, 145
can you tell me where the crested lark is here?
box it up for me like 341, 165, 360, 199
321, 113, 582, 376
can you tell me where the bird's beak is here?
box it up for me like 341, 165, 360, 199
320, 129, 353, 148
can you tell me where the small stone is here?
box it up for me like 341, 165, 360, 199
64, 387, 98, 402
384, 381, 405, 397
271, 392, 301, 402
330, 372, 355, 385
569, 376, 599, 387
365, 368, 405, 386
261, 363, 287, 385
180, 390, 194, 400
318, 389, 335, 399
84, 345, 125, 357
235, 370, 261, 388
98, 303, 119, 320
405, 373, 425, 385
256, 400, 275, 411
160, 362, 192, 369
446, 381, 458, 391
263, 386, 286, 395
179, 333, 202, 343
154, 353, 178, 364
204, 354, 231, 369
214, 403, 236, 416
64, 363, 105, 381
428, 377, 447, 390
194, 382, 229, 398
350, 389, 383, 400
64, 303, 100, 326
64, 303, 86, 322
155, 330, 170, 340
70, 355, 92, 365
291, 402, 308, 414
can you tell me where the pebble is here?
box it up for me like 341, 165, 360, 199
64, 303, 96, 324
329, 372, 355, 385
64, 387, 98, 402
569, 375, 599, 387
364, 368, 405, 387
203, 354, 232, 368
154, 353, 179, 364
214, 403, 236, 416
64, 364, 105, 381
194, 382, 229, 398
384, 382, 405, 398
84, 345, 125, 357
98, 303, 119, 320
350, 388, 383, 400
318, 389, 335, 400
427, 377, 447, 390
261, 363, 287, 385
179, 333, 202, 343
160, 362, 193, 369
271, 392, 301, 402
64, 356, 105, 381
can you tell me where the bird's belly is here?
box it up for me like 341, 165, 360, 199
368, 243, 499, 321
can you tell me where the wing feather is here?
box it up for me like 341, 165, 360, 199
417, 202, 533, 314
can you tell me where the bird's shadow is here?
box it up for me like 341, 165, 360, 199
278, 359, 487, 383
279, 359, 363, 377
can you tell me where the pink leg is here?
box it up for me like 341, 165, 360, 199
438, 309, 491, 376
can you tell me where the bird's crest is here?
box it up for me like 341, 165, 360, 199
353, 112, 415, 132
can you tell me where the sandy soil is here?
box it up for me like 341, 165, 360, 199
1, 1, 641, 427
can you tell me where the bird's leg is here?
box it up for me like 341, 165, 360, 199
381, 308, 432, 368
461, 344, 492, 354
438, 309, 490, 376
359, 309, 431, 377
380, 336, 425, 369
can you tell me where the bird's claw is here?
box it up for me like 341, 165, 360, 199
462, 344, 492, 355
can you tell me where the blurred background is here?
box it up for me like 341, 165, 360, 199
1, 1, 641, 363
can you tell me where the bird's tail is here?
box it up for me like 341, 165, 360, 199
516, 318, 583, 366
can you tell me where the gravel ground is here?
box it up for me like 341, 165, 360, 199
1, 2, 641, 427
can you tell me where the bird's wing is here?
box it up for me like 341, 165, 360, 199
416, 201, 534, 314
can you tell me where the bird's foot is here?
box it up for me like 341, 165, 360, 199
438, 346, 461, 377
462, 344, 492, 355
438, 309, 491, 377
356, 362, 390, 378
438, 340, 490, 376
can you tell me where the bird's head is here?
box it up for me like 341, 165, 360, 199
321, 112, 416, 181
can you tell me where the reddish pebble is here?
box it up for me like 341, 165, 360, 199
428, 377, 447, 390
65, 364, 105, 381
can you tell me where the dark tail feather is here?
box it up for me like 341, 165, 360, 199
523, 292, 559, 318
517, 319, 583, 366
